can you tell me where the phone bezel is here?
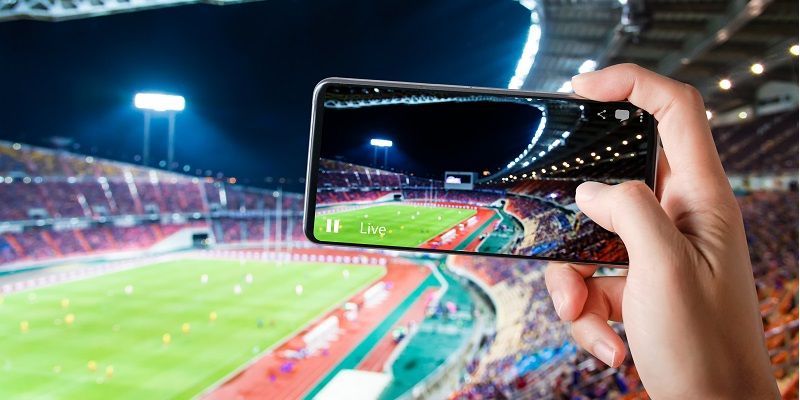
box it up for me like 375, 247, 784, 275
304, 77, 659, 267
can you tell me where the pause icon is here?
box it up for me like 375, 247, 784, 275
326, 219, 341, 233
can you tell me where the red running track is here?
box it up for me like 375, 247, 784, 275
461, 218, 502, 252
203, 255, 430, 400
420, 207, 496, 251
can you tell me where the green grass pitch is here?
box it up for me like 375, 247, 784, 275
314, 203, 477, 247
0, 259, 384, 399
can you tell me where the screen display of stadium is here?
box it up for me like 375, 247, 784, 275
305, 79, 657, 265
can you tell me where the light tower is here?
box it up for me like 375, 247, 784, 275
370, 138, 393, 169
134, 92, 185, 169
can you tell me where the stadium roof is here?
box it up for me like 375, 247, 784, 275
523, 0, 799, 114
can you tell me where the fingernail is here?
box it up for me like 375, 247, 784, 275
592, 340, 617, 367
552, 291, 566, 319
571, 71, 595, 83
576, 181, 606, 202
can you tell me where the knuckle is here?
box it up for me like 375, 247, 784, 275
569, 322, 582, 339
617, 62, 639, 70
613, 63, 641, 75
615, 180, 652, 199
680, 83, 705, 106
612, 181, 655, 212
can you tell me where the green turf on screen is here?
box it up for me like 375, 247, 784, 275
0, 259, 383, 399
314, 204, 477, 247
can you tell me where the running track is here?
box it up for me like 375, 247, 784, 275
203, 255, 431, 400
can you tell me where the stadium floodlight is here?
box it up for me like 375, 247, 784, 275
369, 139, 393, 147
134, 92, 185, 170
370, 138, 393, 168
718, 79, 732, 90
134, 93, 185, 112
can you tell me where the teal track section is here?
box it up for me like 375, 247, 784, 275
477, 209, 520, 253
453, 210, 500, 251
378, 267, 476, 399
303, 272, 439, 400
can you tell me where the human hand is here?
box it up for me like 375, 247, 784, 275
545, 64, 779, 399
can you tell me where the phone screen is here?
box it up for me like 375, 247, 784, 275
305, 80, 657, 265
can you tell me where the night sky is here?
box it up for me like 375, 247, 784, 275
319, 100, 542, 178
0, 0, 531, 190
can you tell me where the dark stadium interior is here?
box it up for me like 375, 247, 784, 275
1, 0, 798, 399
318, 84, 652, 182
319, 99, 543, 177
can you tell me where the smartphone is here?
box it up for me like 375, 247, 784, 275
304, 78, 658, 265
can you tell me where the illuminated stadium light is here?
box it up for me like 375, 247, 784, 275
594, 155, 601, 160
718, 78, 732, 90
622, 140, 628, 145
738, 111, 748, 119
614, 152, 620, 157
636, 134, 643, 139
578, 59, 597, 74
590, 152, 596, 157
706, 110, 713, 120
605, 146, 612, 151
134, 93, 185, 112
135, 92, 185, 170
508, 2, 543, 89
790, 44, 799, 56
557, 80, 573, 93
561, 131, 571, 138
750, 63, 764, 75
550, 165, 557, 170
369, 139, 393, 147
541, 169, 546, 173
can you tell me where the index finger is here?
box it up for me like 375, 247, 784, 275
571, 64, 729, 197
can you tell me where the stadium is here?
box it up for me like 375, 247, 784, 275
0, 1, 798, 399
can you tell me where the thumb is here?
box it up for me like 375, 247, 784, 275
575, 180, 682, 266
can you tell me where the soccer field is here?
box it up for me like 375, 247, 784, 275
314, 203, 477, 248
0, 258, 384, 399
